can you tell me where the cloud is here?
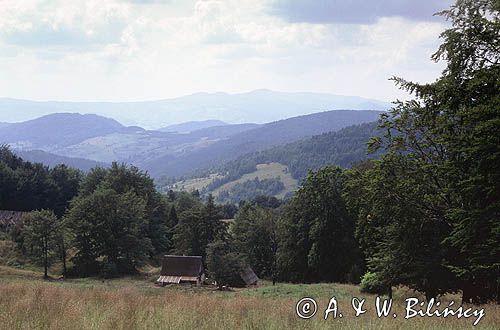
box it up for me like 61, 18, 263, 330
0, 0, 129, 47
122, 0, 176, 4
268, 0, 453, 24
0, 0, 448, 103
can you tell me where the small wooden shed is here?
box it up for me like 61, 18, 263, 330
0, 210, 25, 232
157, 255, 205, 286
240, 266, 259, 286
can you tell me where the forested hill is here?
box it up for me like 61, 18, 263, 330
144, 110, 382, 177
0, 113, 135, 149
162, 121, 382, 192
14, 149, 108, 172
256, 121, 383, 180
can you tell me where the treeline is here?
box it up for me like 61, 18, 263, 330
0, 146, 81, 216
216, 177, 285, 204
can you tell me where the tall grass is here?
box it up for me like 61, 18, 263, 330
0, 277, 498, 330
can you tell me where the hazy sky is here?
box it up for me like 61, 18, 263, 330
0, 0, 452, 102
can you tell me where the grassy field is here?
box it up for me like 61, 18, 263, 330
212, 162, 298, 199
0, 266, 498, 330
171, 162, 299, 198
172, 173, 223, 192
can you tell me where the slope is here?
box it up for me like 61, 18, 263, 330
0, 113, 128, 150
162, 121, 383, 199
144, 110, 382, 177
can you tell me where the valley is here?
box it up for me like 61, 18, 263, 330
0, 109, 384, 203
0, 110, 382, 186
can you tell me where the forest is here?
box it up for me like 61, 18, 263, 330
216, 177, 285, 203
0, 0, 498, 306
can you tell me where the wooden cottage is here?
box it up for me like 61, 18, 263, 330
157, 255, 205, 286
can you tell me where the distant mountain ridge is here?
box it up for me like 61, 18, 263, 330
0, 90, 391, 129
0, 113, 134, 150
14, 149, 109, 172
0, 109, 383, 179
160, 120, 228, 133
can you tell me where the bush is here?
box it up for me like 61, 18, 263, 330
360, 272, 387, 294
0, 240, 27, 268
206, 239, 245, 288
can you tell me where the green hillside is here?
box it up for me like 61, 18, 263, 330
164, 121, 383, 201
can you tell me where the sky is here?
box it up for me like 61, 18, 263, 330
0, 0, 453, 102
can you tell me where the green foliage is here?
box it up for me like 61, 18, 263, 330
206, 238, 244, 288
353, 0, 500, 303
232, 203, 278, 280
251, 195, 282, 209
66, 163, 168, 276
343, 159, 457, 300
359, 272, 388, 295
172, 208, 204, 256
100, 262, 119, 279
174, 191, 203, 214
217, 177, 285, 204
67, 187, 150, 275
172, 195, 226, 259
277, 166, 362, 283
0, 146, 82, 216
21, 210, 61, 278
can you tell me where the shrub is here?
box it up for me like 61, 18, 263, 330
360, 271, 387, 294
100, 262, 119, 279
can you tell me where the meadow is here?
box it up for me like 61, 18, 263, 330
0, 266, 498, 330
211, 162, 298, 199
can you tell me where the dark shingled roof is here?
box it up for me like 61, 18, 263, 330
160, 255, 204, 277
0, 210, 26, 227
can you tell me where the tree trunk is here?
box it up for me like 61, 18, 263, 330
61, 240, 67, 276
44, 238, 48, 279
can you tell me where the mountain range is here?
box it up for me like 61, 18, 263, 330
0, 110, 382, 178
141, 110, 382, 177
0, 90, 390, 129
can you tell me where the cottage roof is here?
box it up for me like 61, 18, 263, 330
160, 255, 204, 277
0, 210, 26, 227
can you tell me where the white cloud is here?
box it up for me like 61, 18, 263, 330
0, 0, 448, 102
